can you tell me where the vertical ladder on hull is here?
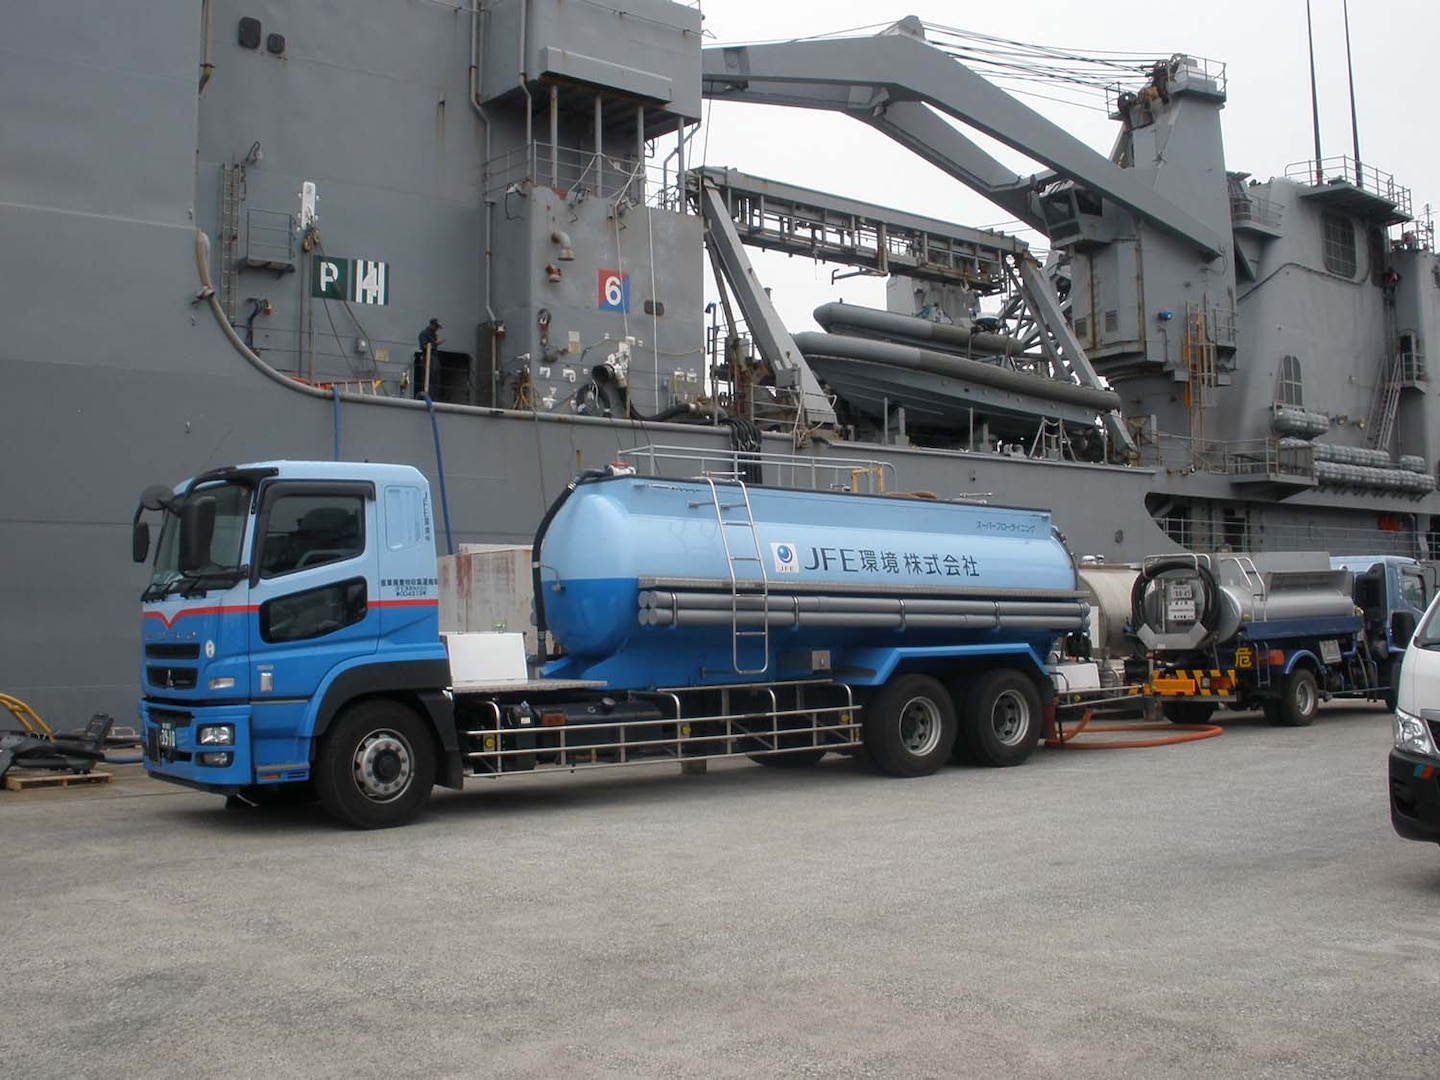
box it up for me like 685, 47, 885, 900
701, 476, 770, 675
218, 164, 243, 325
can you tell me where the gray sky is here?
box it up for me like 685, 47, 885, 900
691, 0, 1438, 329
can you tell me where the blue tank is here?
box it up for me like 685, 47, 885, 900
536, 475, 1083, 688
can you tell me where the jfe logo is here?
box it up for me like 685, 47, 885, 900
598, 269, 630, 312
771, 542, 799, 574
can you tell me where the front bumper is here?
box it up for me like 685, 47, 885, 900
140, 700, 257, 794
1389, 749, 1440, 843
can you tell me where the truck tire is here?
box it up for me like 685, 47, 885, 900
1269, 669, 1319, 727
863, 674, 956, 777
955, 669, 1043, 767
315, 699, 436, 828
1162, 701, 1216, 725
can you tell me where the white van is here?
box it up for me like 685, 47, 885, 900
1390, 589, 1440, 845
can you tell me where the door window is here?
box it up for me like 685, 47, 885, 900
259, 494, 365, 578
260, 577, 368, 643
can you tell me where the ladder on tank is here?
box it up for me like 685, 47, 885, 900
700, 476, 770, 675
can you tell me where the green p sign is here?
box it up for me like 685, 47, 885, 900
312, 256, 390, 305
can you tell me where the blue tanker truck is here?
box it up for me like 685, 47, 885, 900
131, 461, 1088, 827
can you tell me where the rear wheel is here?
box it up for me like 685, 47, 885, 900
1162, 701, 1216, 725
1269, 669, 1319, 727
862, 674, 956, 777
315, 700, 436, 828
956, 669, 1043, 767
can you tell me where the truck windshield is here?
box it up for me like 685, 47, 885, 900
147, 482, 253, 597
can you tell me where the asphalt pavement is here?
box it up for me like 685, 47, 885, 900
3, 704, 1438, 1079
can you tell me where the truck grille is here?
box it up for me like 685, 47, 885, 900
1428, 718, 1440, 747
147, 666, 198, 690
146, 643, 201, 660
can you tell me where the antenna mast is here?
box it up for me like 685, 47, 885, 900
1343, 0, 1363, 189
1305, 0, 1323, 183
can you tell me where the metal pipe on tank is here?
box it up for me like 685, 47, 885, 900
641, 591, 1082, 619
641, 609, 1084, 631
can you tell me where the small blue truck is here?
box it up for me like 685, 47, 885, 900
133, 460, 1090, 827
1130, 551, 1432, 725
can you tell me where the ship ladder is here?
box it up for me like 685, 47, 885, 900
701, 476, 770, 676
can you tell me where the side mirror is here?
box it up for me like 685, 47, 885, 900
1391, 609, 1418, 650
132, 522, 150, 564
139, 484, 175, 512
178, 496, 217, 573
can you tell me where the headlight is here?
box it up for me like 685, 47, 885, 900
197, 724, 235, 746
209, 676, 236, 691
1392, 709, 1438, 757
198, 752, 233, 767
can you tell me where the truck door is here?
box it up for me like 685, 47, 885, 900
246, 481, 380, 772
1395, 563, 1430, 648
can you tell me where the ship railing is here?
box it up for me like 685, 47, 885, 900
482, 142, 684, 211
1104, 53, 1226, 117
1190, 437, 1316, 480
617, 443, 898, 495
1283, 156, 1413, 216
1229, 191, 1283, 230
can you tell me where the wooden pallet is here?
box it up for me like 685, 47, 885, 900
3, 769, 113, 792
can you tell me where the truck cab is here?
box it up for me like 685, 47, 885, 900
133, 462, 451, 810
1390, 588, 1440, 845
1331, 555, 1433, 705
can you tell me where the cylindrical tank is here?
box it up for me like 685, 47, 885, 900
1132, 552, 1357, 655
535, 474, 1084, 687
1077, 563, 1140, 657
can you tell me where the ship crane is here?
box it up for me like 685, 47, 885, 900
700, 16, 1225, 260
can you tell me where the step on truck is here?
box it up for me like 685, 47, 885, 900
1128, 551, 1432, 726
132, 461, 1092, 827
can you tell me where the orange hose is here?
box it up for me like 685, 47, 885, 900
1046, 708, 1224, 749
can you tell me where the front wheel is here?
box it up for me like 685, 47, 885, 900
315, 700, 436, 828
1268, 669, 1319, 727
862, 674, 956, 777
955, 669, 1043, 767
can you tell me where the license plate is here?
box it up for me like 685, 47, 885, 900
148, 722, 177, 762
1320, 639, 1342, 664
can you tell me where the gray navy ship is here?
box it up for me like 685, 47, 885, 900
3, 1, 1437, 725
